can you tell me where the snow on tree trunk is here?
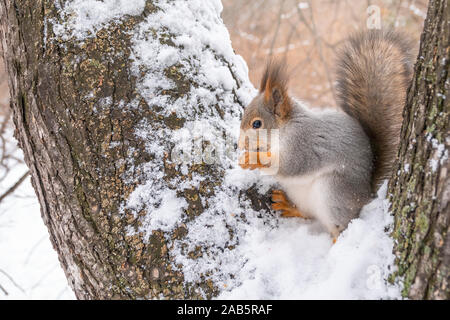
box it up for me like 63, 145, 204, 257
388, 0, 449, 300
0, 0, 273, 299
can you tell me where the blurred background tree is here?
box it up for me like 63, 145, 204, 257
223, 0, 427, 108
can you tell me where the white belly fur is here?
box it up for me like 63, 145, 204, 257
276, 167, 338, 235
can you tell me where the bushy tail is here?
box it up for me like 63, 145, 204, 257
335, 30, 414, 190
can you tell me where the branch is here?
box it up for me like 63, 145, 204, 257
0, 268, 25, 294
0, 170, 30, 204
268, 0, 286, 58
0, 282, 8, 296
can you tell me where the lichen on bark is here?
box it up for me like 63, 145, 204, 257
388, 0, 449, 300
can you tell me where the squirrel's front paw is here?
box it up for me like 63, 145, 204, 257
271, 190, 307, 219
239, 151, 271, 170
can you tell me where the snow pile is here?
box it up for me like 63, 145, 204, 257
130, 0, 252, 117
426, 133, 448, 173
128, 187, 187, 233
218, 181, 401, 299
53, 0, 146, 40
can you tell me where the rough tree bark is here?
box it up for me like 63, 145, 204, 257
0, 0, 271, 299
388, 0, 449, 299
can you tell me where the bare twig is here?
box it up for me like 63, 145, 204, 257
0, 268, 25, 294
31, 264, 59, 290
0, 170, 30, 203
0, 282, 8, 296
283, 20, 297, 59
296, 1, 337, 102
268, 0, 286, 59
392, 0, 404, 27
24, 235, 47, 265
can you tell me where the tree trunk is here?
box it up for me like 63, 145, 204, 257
388, 0, 449, 299
0, 0, 271, 299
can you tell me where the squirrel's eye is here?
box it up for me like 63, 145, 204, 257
252, 120, 262, 129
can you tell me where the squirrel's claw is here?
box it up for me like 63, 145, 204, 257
271, 190, 286, 202
280, 209, 306, 218
271, 190, 307, 219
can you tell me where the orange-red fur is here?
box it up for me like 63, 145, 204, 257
260, 60, 293, 120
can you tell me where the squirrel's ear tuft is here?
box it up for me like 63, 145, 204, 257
260, 60, 292, 119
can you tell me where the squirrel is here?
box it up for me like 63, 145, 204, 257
238, 30, 414, 242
